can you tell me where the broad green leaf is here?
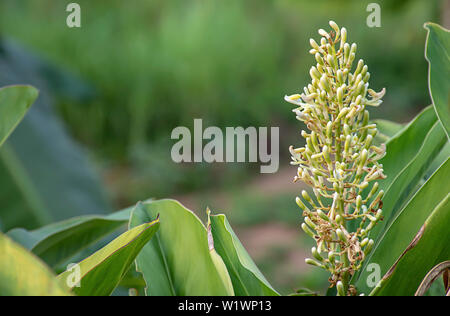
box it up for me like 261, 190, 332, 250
0, 85, 38, 147
7, 207, 132, 268
370, 194, 450, 296
348, 106, 444, 238
58, 219, 159, 296
129, 200, 234, 296
426, 141, 450, 178
424, 23, 450, 140
0, 42, 110, 231
0, 105, 112, 230
208, 213, 280, 296
372, 119, 404, 144
356, 157, 450, 295
0, 232, 69, 296
357, 107, 445, 235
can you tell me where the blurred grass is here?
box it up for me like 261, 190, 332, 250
0, 1, 437, 185
0, 0, 443, 293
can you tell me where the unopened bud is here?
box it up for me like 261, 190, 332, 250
361, 237, 369, 248
309, 38, 320, 51
315, 53, 324, 66
336, 229, 347, 242
317, 209, 330, 222
322, 145, 331, 165
336, 281, 346, 296
359, 149, 368, 167
305, 258, 323, 268
340, 28, 347, 48
301, 223, 316, 239
296, 197, 309, 212
364, 239, 374, 255
310, 66, 321, 81
326, 121, 332, 140
305, 216, 316, 229
312, 247, 324, 262
328, 251, 335, 264
318, 29, 329, 38
302, 190, 313, 203
356, 195, 362, 208
329, 20, 339, 34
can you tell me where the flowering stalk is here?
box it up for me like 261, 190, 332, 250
285, 21, 387, 296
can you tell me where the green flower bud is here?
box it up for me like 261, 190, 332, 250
336, 281, 346, 296
302, 190, 313, 203
301, 223, 316, 239
359, 149, 368, 167
364, 134, 373, 149
344, 135, 351, 155
375, 209, 383, 220
322, 145, 331, 165
343, 42, 350, 61
336, 228, 347, 243
328, 251, 336, 264
356, 195, 362, 208
310, 66, 321, 81
340, 27, 347, 48
335, 214, 344, 225
296, 197, 309, 212
305, 216, 316, 229
336, 107, 350, 121
312, 247, 324, 262
315, 53, 324, 66
326, 121, 332, 140
309, 38, 320, 51
337, 70, 344, 85
317, 209, 331, 222
305, 258, 323, 268
360, 237, 369, 248
329, 20, 339, 34
364, 239, 374, 256
319, 74, 331, 93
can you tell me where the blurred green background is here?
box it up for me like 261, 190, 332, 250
0, 0, 445, 294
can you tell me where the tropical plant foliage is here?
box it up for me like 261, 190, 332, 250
0, 22, 449, 296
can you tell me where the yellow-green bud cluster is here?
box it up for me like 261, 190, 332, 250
286, 21, 387, 295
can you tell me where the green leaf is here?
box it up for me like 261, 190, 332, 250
0, 85, 38, 148
356, 157, 450, 295
426, 141, 450, 178
7, 207, 132, 268
57, 218, 159, 296
0, 232, 69, 296
370, 193, 450, 296
0, 43, 110, 231
424, 23, 450, 140
208, 213, 280, 296
129, 200, 234, 296
380, 120, 446, 226
372, 119, 404, 144
0, 94, 111, 231
358, 107, 446, 238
